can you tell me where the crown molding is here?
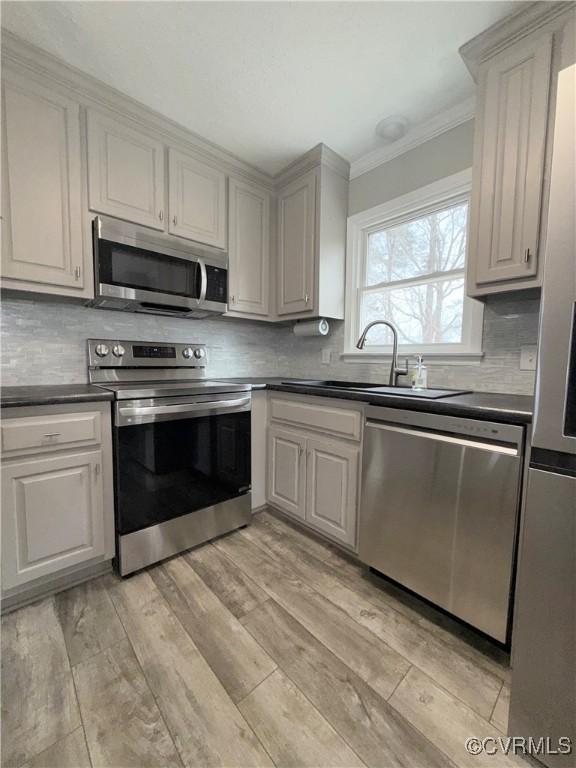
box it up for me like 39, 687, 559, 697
0, 29, 276, 190
459, 1, 575, 80
1, 29, 355, 191
349, 97, 475, 181
274, 142, 350, 187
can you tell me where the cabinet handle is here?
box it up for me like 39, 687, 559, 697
74, 267, 81, 281
305, 294, 309, 304
230, 295, 235, 304
172, 215, 178, 226
299, 445, 305, 458
43, 432, 60, 439
524, 248, 532, 263
95, 464, 101, 478
159, 210, 164, 221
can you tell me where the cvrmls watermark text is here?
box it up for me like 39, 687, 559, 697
465, 736, 572, 757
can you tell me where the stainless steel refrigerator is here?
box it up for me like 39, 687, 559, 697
509, 63, 576, 768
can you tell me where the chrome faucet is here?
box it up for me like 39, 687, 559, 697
356, 320, 409, 387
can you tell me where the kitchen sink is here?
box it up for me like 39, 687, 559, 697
283, 380, 471, 399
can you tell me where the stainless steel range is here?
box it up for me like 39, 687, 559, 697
88, 339, 251, 576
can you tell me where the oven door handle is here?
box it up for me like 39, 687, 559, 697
116, 396, 251, 426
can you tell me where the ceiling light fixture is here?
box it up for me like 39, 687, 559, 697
375, 115, 409, 143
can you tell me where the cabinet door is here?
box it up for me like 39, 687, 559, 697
306, 437, 358, 547
228, 177, 271, 315
168, 149, 227, 248
2, 75, 84, 289
277, 170, 316, 315
87, 110, 165, 230
267, 427, 306, 521
469, 34, 552, 288
2, 451, 105, 589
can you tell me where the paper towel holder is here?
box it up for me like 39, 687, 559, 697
293, 319, 330, 337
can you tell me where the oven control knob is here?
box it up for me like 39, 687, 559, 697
193, 348, 205, 359
95, 344, 110, 358
182, 347, 195, 359
112, 344, 126, 358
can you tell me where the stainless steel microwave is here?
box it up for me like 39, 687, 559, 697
89, 216, 228, 318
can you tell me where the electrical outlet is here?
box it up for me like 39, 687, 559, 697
520, 345, 538, 371
321, 348, 331, 365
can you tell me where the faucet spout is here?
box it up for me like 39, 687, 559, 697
356, 319, 409, 387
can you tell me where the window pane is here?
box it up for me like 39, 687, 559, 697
365, 202, 468, 287
360, 278, 465, 345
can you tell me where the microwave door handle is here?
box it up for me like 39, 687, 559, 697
198, 259, 207, 304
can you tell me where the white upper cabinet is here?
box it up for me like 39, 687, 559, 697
168, 149, 227, 248
1, 73, 85, 293
468, 33, 552, 292
277, 169, 316, 316
275, 146, 349, 320
87, 110, 165, 230
227, 177, 271, 316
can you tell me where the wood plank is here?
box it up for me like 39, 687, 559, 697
261, 509, 338, 561
54, 576, 126, 666
390, 667, 522, 768
324, 546, 511, 682
185, 543, 269, 619
150, 557, 276, 703
247, 519, 503, 718
106, 571, 273, 768
73, 638, 182, 767
22, 728, 91, 768
244, 599, 455, 768
238, 669, 365, 768
490, 683, 510, 733
1, 598, 81, 767
214, 533, 409, 699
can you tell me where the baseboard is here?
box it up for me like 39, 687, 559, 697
265, 503, 359, 558
1, 559, 113, 614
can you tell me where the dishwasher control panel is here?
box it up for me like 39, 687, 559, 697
365, 405, 524, 449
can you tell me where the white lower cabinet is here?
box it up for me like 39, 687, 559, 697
268, 426, 306, 521
306, 437, 359, 547
1, 450, 105, 589
1, 402, 115, 602
267, 397, 361, 548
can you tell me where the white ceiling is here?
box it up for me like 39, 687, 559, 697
1, 1, 520, 175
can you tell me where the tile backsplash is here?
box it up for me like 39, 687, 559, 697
1, 293, 539, 394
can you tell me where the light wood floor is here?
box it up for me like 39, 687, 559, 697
2, 510, 515, 768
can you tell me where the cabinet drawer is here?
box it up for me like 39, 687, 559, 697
269, 397, 362, 441
1, 412, 101, 454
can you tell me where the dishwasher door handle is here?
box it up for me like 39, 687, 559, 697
365, 419, 519, 456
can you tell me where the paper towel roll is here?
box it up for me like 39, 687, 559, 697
293, 319, 330, 337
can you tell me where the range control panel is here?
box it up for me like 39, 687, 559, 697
88, 339, 207, 368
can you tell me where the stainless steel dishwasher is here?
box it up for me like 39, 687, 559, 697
359, 405, 525, 643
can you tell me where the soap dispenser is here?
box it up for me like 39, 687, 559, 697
412, 354, 428, 390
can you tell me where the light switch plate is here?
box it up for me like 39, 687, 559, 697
321, 348, 331, 365
520, 345, 538, 371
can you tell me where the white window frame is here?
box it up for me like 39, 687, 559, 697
343, 168, 484, 363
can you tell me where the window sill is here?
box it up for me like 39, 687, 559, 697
340, 350, 485, 365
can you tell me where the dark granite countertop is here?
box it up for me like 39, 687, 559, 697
2, 378, 533, 425
219, 378, 533, 425
1, 384, 115, 409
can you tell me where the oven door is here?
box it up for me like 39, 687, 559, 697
114, 394, 251, 539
